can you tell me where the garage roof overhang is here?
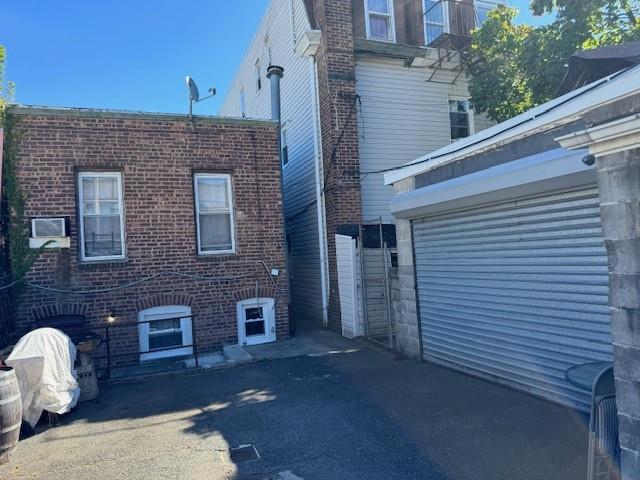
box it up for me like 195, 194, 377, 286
384, 64, 640, 186
390, 148, 596, 220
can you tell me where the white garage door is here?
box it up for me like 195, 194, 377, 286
413, 187, 613, 410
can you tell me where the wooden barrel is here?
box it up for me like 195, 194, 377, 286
0, 367, 22, 463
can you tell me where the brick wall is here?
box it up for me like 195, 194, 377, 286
6, 108, 288, 362
312, 0, 363, 331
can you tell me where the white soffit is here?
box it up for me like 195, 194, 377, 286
384, 65, 640, 186
390, 148, 595, 219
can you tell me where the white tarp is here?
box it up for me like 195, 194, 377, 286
6, 328, 80, 427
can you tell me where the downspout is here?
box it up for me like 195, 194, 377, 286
267, 65, 294, 333
309, 56, 330, 327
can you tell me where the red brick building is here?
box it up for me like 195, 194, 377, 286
3, 106, 288, 364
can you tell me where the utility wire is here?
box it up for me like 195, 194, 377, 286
358, 67, 630, 178
0, 262, 281, 295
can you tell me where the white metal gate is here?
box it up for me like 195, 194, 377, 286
413, 187, 613, 410
336, 234, 362, 338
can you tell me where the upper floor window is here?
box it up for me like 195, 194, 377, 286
78, 171, 125, 261
424, 0, 446, 45
255, 59, 262, 91
365, 0, 395, 42
240, 88, 246, 117
193, 173, 236, 255
449, 99, 474, 140
281, 127, 289, 167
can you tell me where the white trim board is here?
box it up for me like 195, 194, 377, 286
391, 148, 596, 219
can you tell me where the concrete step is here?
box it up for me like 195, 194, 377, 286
222, 345, 253, 363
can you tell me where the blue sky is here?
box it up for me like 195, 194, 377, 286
1, 1, 552, 114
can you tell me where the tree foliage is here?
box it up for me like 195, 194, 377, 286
468, 1, 640, 123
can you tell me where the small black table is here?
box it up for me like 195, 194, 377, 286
565, 361, 613, 391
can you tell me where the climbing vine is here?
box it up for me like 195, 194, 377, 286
1, 46, 47, 310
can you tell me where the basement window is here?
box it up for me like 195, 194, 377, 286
78, 171, 126, 261
194, 173, 236, 255
365, 0, 396, 42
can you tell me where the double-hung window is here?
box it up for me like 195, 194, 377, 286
449, 99, 474, 140
424, 0, 446, 45
281, 127, 289, 167
365, 0, 395, 42
194, 173, 236, 255
255, 59, 262, 91
78, 171, 125, 261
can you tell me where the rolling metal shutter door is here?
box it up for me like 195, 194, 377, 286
413, 187, 613, 410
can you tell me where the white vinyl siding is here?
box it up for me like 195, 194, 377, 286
194, 173, 236, 255
220, 0, 324, 323
356, 56, 493, 222
78, 171, 125, 261
365, 0, 396, 42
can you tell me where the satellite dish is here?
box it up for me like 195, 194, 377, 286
186, 76, 200, 102
185, 76, 216, 118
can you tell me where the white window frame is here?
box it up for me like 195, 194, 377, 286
77, 171, 126, 262
281, 125, 289, 168
237, 297, 276, 346
193, 173, 236, 255
255, 59, 262, 92
364, 0, 396, 43
138, 305, 193, 362
240, 87, 246, 117
423, 0, 449, 45
449, 98, 475, 142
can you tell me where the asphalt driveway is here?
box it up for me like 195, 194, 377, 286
2, 336, 589, 480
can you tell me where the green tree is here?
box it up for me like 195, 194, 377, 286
1, 46, 47, 310
468, 1, 640, 123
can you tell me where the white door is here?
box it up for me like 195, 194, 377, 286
138, 305, 193, 361
336, 234, 363, 338
237, 298, 276, 346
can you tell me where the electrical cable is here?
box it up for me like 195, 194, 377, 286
358, 67, 630, 178
0, 261, 282, 295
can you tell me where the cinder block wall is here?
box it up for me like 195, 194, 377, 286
6, 108, 288, 361
390, 177, 421, 358
312, 0, 363, 332
583, 94, 640, 479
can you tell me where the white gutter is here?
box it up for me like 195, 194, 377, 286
309, 55, 330, 327
384, 65, 640, 186
390, 148, 594, 219
556, 113, 640, 157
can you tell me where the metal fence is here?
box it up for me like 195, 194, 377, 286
88, 315, 199, 379
359, 219, 394, 348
